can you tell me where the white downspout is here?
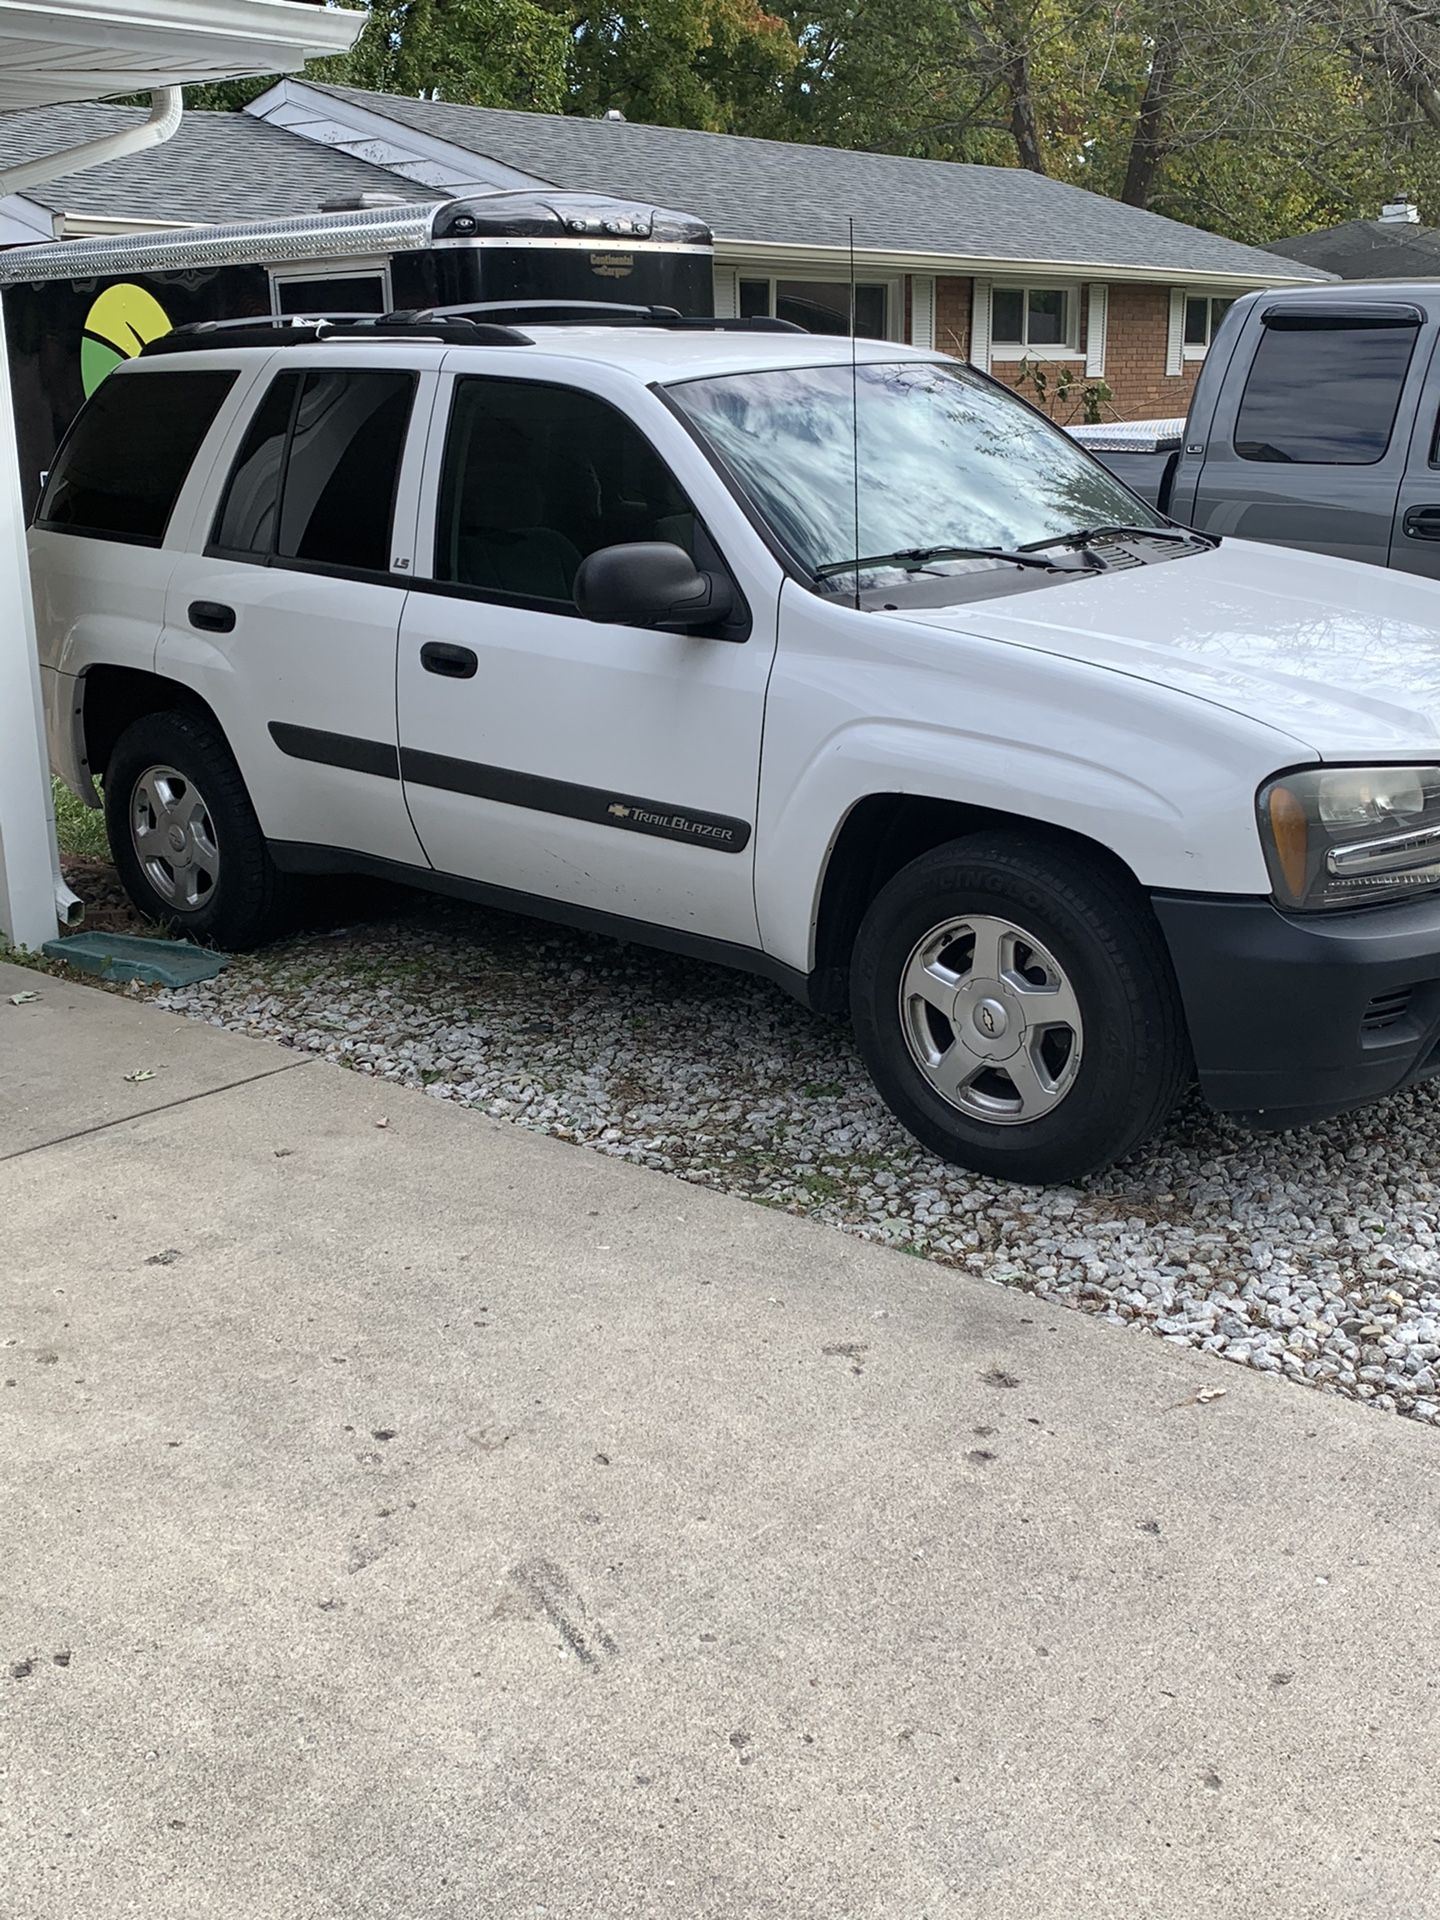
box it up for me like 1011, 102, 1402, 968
0, 87, 183, 198
0, 88, 184, 950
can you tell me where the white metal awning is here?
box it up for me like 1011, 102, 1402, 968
0, 0, 362, 952
0, 0, 360, 109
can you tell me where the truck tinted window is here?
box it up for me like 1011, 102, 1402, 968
434, 377, 701, 605
38, 370, 235, 544
210, 368, 415, 574
1234, 320, 1417, 465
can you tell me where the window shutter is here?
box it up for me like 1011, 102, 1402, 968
713, 265, 738, 320
969, 277, 991, 368
1165, 288, 1185, 376
910, 275, 936, 351
1085, 283, 1108, 377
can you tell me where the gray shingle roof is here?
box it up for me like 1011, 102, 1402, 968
1263, 219, 1440, 280
0, 103, 441, 224
310, 82, 1327, 282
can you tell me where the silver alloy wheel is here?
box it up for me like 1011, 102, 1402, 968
898, 913, 1083, 1125
130, 764, 219, 911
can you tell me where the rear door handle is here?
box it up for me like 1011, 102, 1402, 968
420, 641, 478, 679
1403, 505, 1440, 540
189, 600, 235, 633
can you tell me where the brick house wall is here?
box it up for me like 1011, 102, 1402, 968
933, 275, 971, 361
1098, 284, 1201, 420
923, 273, 1202, 423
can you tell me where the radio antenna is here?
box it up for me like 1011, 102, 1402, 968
849, 214, 861, 612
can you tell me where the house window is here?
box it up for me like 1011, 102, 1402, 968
738, 276, 889, 339
990, 286, 1078, 354
1183, 295, 1235, 356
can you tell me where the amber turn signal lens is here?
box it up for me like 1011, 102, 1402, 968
1267, 784, 1309, 900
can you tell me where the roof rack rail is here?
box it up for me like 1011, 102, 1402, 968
140, 314, 532, 357
136, 306, 809, 361
389, 301, 809, 335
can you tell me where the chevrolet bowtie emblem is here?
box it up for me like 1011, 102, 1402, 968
608, 803, 631, 818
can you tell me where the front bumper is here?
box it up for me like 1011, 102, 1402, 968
1152, 889, 1440, 1126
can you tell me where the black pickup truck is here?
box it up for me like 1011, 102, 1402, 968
1071, 280, 1440, 578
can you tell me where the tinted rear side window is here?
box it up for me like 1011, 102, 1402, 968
210, 371, 298, 558
1234, 320, 1417, 465
38, 370, 235, 544
209, 367, 414, 574
279, 371, 414, 570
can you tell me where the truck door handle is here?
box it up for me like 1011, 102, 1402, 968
188, 600, 235, 633
420, 641, 478, 679
1403, 506, 1440, 541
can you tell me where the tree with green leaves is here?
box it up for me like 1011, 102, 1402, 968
559, 0, 799, 129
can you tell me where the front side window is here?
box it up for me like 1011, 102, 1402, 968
38, 369, 235, 544
1234, 318, 1417, 464
1184, 295, 1235, 352
991, 287, 1072, 351
670, 358, 1161, 583
434, 377, 703, 605
209, 367, 415, 572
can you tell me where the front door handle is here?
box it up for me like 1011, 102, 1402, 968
1403, 505, 1440, 541
189, 600, 235, 633
420, 641, 478, 679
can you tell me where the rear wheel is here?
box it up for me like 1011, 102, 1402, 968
104, 709, 292, 949
849, 834, 1189, 1183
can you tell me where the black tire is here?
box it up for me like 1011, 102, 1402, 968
104, 708, 292, 949
850, 833, 1189, 1184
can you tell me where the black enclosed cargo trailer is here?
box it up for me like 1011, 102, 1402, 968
0, 190, 714, 507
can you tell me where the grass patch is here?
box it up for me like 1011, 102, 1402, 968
52, 778, 110, 861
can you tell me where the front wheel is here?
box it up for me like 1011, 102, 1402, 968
850, 834, 1189, 1184
104, 708, 292, 949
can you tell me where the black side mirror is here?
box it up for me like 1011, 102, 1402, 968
573, 541, 735, 632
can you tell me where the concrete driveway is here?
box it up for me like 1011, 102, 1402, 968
2, 959, 1437, 1919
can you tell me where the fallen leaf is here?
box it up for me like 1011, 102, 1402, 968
8, 990, 39, 1005
1168, 1385, 1227, 1411
123, 1069, 156, 1084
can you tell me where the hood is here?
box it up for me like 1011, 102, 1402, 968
892, 540, 1440, 760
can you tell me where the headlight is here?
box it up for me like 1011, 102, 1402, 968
1259, 766, 1440, 910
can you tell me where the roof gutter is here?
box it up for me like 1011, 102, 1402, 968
0, 86, 183, 198
711, 236, 1331, 289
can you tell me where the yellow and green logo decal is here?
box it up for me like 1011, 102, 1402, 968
80, 283, 173, 396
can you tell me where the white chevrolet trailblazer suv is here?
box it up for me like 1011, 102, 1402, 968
32, 311, 1440, 1183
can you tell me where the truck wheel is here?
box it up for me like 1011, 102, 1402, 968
104, 709, 292, 949
849, 834, 1189, 1184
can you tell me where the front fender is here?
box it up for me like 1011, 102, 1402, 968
755, 588, 1299, 974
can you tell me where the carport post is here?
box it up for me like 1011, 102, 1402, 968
0, 291, 65, 953
0, 0, 366, 955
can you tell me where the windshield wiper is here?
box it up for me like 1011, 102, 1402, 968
814, 543, 1090, 580
1020, 523, 1219, 553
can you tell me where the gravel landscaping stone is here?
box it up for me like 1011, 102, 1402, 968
124, 886, 1440, 1426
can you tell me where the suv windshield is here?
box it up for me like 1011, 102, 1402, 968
669, 359, 1164, 583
